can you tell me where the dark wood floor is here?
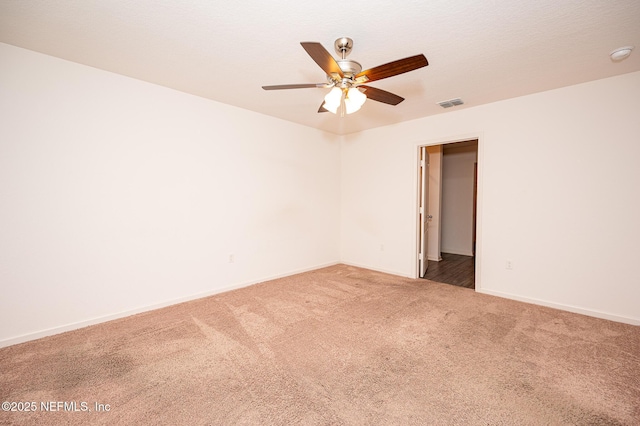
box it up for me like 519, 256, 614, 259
421, 252, 475, 289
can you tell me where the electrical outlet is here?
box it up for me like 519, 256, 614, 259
506, 260, 513, 270
229, 254, 235, 263
380, 244, 384, 252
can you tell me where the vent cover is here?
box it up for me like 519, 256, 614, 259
437, 98, 464, 108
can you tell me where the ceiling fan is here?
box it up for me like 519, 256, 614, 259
262, 37, 428, 116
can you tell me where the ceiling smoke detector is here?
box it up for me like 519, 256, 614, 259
610, 46, 634, 62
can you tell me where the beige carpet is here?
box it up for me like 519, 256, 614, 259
1, 264, 639, 425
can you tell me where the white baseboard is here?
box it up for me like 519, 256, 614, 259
339, 261, 410, 279
0, 261, 340, 348
477, 288, 640, 326
441, 249, 474, 257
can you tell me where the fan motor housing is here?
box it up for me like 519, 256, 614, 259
337, 59, 362, 76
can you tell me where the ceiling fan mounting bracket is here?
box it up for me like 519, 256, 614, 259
334, 37, 354, 58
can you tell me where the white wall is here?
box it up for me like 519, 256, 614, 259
2, 44, 639, 348
341, 71, 640, 324
0, 43, 341, 346
441, 143, 477, 256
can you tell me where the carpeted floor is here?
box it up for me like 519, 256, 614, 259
1, 264, 639, 425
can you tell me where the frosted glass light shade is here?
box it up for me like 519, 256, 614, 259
323, 87, 342, 114
344, 87, 366, 114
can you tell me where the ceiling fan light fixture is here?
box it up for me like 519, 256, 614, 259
344, 98, 359, 114
323, 87, 342, 113
344, 87, 366, 114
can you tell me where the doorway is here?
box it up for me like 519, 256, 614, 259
417, 139, 478, 289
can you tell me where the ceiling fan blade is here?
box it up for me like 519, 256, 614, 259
355, 54, 428, 83
359, 85, 405, 105
262, 83, 326, 90
318, 102, 329, 113
300, 42, 344, 78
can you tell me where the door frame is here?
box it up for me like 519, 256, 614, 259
414, 135, 483, 291
418, 146, 429, 277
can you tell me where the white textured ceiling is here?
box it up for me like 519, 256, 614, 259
1, 0, 639, 135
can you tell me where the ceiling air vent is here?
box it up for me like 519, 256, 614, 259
437, 98, 464, 108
